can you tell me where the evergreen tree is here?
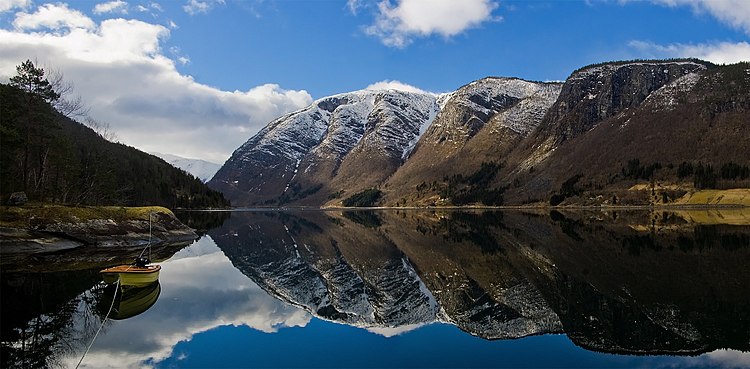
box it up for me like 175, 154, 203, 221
8, 60, 61, 193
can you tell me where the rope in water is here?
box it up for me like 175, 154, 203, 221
75, 278, 120, 369
75, 212, 156, 368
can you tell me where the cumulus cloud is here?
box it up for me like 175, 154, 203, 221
363, 0, 499, 48
0, 4, 312, 163
644, 0, 750, 35
0, 0, 29, 13
365, 79, 432, 94
12, 3, 95, 31
93, 0, 128, 15
629, 40, 750, 64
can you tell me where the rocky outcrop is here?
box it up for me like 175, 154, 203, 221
0, 207, 197, 271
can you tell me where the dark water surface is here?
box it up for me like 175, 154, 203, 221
2, 209, 750, 368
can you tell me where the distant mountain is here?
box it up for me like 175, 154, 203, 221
151, 152, 221, 183
0, 83, 229, 208
210, 59, 750, 207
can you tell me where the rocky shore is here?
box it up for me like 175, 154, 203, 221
0, 205, 198, 272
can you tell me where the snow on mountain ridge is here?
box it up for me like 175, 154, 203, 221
570, 60, 708, 80
151, 152, 221, 182
235, 88, 437, 164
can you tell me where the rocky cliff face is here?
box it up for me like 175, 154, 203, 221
515, 60, 710, 171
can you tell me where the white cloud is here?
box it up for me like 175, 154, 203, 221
0, 5, 312, 163
347, 0, 363, 15
364, 0, 499, 48
183, 0, 224, 15
644, 0, 750, 35
0, 0, 29, 13
13, 3, 96, 31
365, 79, 431, 94
629, 40, 750, 64
93, 0, 128, 15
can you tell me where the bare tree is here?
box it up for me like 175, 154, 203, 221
84, 116, 118, 142
46, 66, 90, 119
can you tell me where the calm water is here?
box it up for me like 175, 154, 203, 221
2, 209, 750, 368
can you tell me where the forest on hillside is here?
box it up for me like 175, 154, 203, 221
0, 61, 229, 208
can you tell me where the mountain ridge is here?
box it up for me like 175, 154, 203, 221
209, 59, 750, 207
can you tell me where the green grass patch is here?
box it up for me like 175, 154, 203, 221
0, 204, 173, 228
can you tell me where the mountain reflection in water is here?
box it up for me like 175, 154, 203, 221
0, 209, 748, 368
208, 209, 750, 355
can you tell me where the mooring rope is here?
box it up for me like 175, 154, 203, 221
75, 277, 120, 369
136, 211, 154, 261
75, 212, 160, 367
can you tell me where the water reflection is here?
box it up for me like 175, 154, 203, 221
1, 209, 749, 368
98, 282, 161, 321
208, 209, 750, 355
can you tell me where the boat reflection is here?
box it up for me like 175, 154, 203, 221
97, 281, 162, 321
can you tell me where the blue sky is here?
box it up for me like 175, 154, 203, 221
1, 0, 749, 162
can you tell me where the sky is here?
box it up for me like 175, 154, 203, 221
1, 0, 749, 164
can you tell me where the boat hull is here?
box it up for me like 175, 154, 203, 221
100, 265, 161, 287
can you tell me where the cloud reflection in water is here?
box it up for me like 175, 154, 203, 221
66, 235, 311, 368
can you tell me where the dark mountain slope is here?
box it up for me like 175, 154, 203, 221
0, 83, 229, 208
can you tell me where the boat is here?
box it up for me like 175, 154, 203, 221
100, 212, 161, 287
100, 263, 161, 287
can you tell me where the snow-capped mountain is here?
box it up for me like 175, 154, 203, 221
209, 89, 437, 206
152, 152, 222, 183
210, 59, 750, 207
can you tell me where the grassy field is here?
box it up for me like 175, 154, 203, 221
674, 189, 750, 206
0, 204, 174, 228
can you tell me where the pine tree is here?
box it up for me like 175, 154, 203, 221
9, 60, 60, 193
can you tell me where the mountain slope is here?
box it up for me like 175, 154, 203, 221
0, 83, 229, 208
500, 60, 750, 205
383, 77, 562, 206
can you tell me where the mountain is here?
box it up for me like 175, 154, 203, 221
209, 89, 438, 206
384, 77, 562, 206
0, 83, 229, 208
151, 152, 221, 183
210, 59, 750, 207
